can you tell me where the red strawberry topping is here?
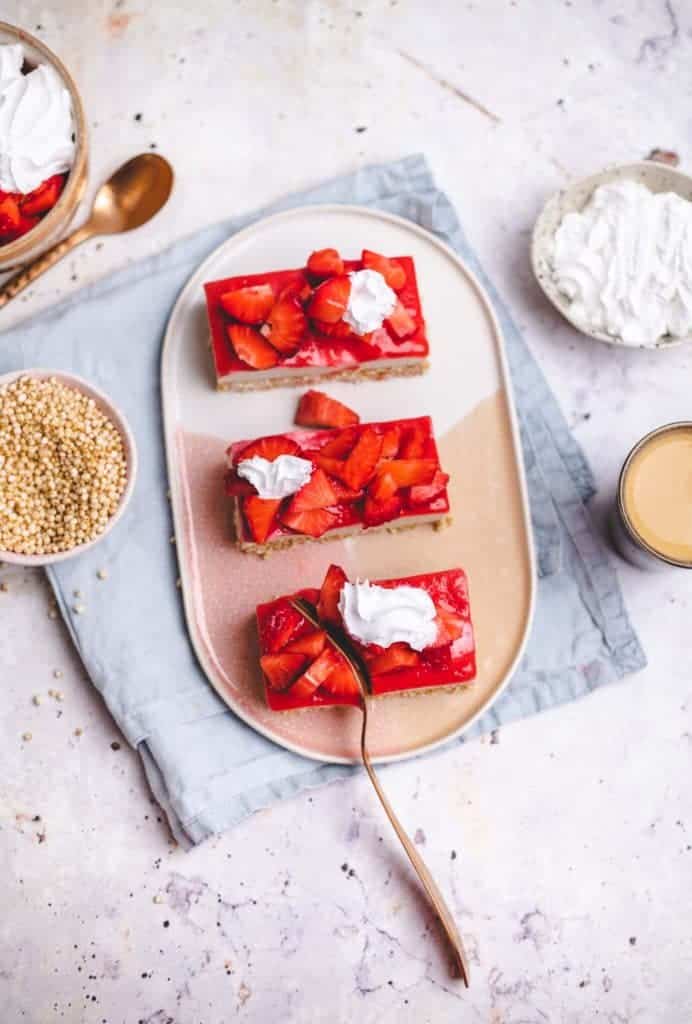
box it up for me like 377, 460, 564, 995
258, 598, 306, 653
361, 249, 407, 290
284, 629, 328, 659
319, 651, 360, 697
409, 470, 450, 505
224, 469, 257, 497
319, 427, 359, 458
285, 468, 337, 514
0, 193, 21, 237
367, 642, 420, 675
280, 506, 337, 537
290, 647, 340, 700
317, 564, 347, 624
236, 435, 300, 463
307, 247, 344, 278
385, 300, 416, 339
227, 324, 278, 369
19, 174, 66, 217
242, 496, 282, 543
265, 298, 307, 354
295, 390, 360, 429
371, 458, 437, 495
307, 275, 351, 324
340, 427, 383, 491
220, 284, 274, 324
398, 422, 426, 459
363, 492, 403, 526
260, 652, 307, 691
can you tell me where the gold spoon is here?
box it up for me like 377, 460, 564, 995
290, 596, 470, 987
0, 153, 174, 309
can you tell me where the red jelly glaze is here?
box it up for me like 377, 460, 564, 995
204, 257, 428, 382
256, 569, 476, 711
227, 416, 450, 544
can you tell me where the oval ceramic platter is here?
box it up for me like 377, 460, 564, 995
161, 204, 535, 764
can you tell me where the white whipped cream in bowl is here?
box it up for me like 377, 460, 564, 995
338, 579, 437, 651
342, 269, 397, 335
532, 161, 692, 350
0, 26, 87, 269
236, 454, 314, 499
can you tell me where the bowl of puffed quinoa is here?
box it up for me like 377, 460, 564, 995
0, 370, 136, 565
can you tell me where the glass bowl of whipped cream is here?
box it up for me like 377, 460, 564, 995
532, 161, 692, 350
0, 21, 88, 271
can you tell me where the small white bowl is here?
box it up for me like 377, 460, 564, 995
0, 369, 137, 566
531, 160, 692, 350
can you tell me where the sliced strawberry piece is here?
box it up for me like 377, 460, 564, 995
367, 642, 420, 675
242, 496, 282, 543
317, 564, 347, 624
259, 598, 306, 653
284, 629, 327, 659
330, 477, 363, 504
236, 435, 300, 463
311, 453, 348, 479
369, 471, 398, 503
290, 647, 339, 700
0, 193, 21, 236
320, 651, 360, 697
278, 276, 313, 304
19, 174, 65, 217
361, 249, 407, 290
320, 427, 359, 458
4, 213, 40, 241
373, 459, 437, 492
340, 427, 383, 491
260, 652, 307, 691
220, 283, 274, 324
385, 300, 416, 339
280, 506, 337, 538
380, 426, 401, 459
285, 468, 337, 514
265, 297, 307, 354
409, 470, 450, 505
312, 319, 356, 340
431, 606, 465, 647
307, 247, 344, 278
363, 492, 403, 526
227, 324, 278, 369
224, 468, 257, 497
295, 390, 360, 429
398, 423, 426, 459
307, 275, 351, 324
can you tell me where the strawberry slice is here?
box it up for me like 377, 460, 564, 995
224, 468, 257, 497
242, 496, 282, 543
307, 247, 344, 278
317, 564, 347, 624
236, 434, 300, 463
280, 506, 336, 538
380, 426, 401, 459
0, 193, 21, 236
259, 598, 307, 653
367, 642, 420, 675
279, 276, 313, 304
307, 275, 351, 324
311, 453, 348, 479
409, 470, 450, 505
19, 174, 65, 217
320, 427, 359, 458
290, 647, 340, 700
295, 390, 360, 429
340, 427, 382, 491
398, 423, 426, 459
312, 319, 356, 339
432, 606, 465, 647
330, 477, 363, 504
363, 492, 402, 526
320, 651, 360, 697
285, 468, 337, 514
369, 471, 398, 503
227, 324, 278, 369
260, 652, 307, 691
361, 249, 406, 290
220, 283, 274, 324
385, 300, 416, 339
265, 297, 307, 354
284, 629, 327, 659
372, 459, 437, 492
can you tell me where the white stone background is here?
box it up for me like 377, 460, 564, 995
2, 1, 692, 1021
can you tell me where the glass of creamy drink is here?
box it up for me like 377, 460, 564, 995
612, 423, 692, 570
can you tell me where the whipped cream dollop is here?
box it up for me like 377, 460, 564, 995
342, 269, 397, 335
0, 44, 75, 194
550, 180, 692, 346
236, 454, 313, 500
338, 579, 437, 651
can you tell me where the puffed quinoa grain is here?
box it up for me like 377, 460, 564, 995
0, 377, 128, 555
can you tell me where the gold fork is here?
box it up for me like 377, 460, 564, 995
290, 597, 470, 986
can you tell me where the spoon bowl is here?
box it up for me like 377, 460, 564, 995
90, 154, 174, 235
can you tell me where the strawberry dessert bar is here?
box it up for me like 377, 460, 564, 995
225, 400, 450, 554
257, 564, 476, 710
204, 247, 429, 390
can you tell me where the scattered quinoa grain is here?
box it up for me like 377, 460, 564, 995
96, 568, 108, 580
32, 694, 42, 706
48, 688, 57, 698
73, 589, 82, 598
0, 376, 128, 555
0, 581, 9, 592
55, 691, 64, 702
73, 603, 85, 615
74, 727, 83, 737
53, 669, 63, 679
153, 893, 165, 904
22, 732, 32, 742
48, 609, 58, 619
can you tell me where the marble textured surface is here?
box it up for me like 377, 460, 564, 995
2, 1, 692, 1021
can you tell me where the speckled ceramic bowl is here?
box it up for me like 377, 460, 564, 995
0, 370, 137, 567
531, 160, 692, 350
0, 22, 88, 272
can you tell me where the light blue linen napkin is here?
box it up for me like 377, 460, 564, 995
0, 155, 645, 845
